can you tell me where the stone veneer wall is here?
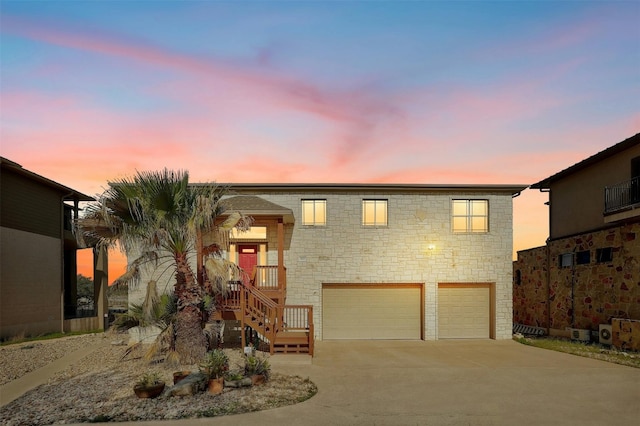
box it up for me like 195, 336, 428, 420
513, 246, 548, 327
613, 318, 640, 352
514, 223, 640, 334
549, 223, 640, 330
129, 190, 516, 341
251, 190, 515, 341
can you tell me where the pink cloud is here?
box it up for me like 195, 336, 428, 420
5, 18, 374, 139
3, 13, 636, 203
2, 15, 400, 167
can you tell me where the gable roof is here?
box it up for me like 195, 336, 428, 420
221, 195, 295, 223
1, 157, 93, 202
530, 133, 640, 189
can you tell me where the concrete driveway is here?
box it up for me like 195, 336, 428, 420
122, 340, 640, 426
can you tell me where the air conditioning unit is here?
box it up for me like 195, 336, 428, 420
599, 324, 613, 345
570, 328, 591, 342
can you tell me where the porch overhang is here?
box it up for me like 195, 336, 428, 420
220, 196, 295, 224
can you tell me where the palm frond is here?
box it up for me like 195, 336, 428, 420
143, 281, 160, 322
75, 168, 237, 364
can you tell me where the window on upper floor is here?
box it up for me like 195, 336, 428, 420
452, 199, 489, 233
362, 199, 388, 226
302, 199, 326, 226
631, 156, 640, 179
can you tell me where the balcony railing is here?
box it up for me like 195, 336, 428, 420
252, 265, 281, 290
604, 177, 640, 214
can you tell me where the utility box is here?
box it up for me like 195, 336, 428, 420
598, 324, 613, 345
570, 328, 591, 342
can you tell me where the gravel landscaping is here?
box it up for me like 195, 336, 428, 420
513, 335, 640, 368
0, 333, 317, 425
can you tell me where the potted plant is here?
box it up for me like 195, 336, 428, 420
172, 370, 191, 384
244, 354, 270, 385
199, 349, 229, 395
133, 372, 165, 398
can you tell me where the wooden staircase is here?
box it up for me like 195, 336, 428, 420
214, 279, 314, 356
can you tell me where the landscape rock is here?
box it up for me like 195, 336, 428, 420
225, 377, 252, 388
169, 372, 207, 396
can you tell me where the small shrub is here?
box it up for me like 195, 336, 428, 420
135, 372, 163, 388
200, 349, 229, 379
244, 354, 271, 379
224, 370, 245, 381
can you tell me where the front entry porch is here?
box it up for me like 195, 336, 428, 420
205, 196, 314, 356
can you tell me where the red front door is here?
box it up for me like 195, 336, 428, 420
238, 244, 258, 286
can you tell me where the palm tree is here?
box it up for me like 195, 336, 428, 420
78, 169, 250, 363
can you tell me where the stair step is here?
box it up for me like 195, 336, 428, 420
275, 331, 308, 343
274, 331, 310, 354
273, 344, 310, 354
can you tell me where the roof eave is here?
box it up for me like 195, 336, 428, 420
1, 157, 94, 202
226, 183, 528, 195
530, 133, 640, 189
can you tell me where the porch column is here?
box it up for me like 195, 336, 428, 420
94, 246, 109, 331
277, 219, 285, 293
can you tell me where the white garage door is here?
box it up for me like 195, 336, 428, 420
323, 285, 422, 339
438, 285, 490, 339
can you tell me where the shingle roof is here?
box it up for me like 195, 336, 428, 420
221, 196, 295, 223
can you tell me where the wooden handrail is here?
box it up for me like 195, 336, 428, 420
217, 279, 314, 356
277, 305, 313, 333
250, 265, 286, 291
242, 282, 278, 352
275, 304, 314, 356
217, 280, 242, 311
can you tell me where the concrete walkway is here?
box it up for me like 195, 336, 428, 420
4, 339, 640, 425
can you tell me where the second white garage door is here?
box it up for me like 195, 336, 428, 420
322, 285, 422, 340
438, 284, 491, 339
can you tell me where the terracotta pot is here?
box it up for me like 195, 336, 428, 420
134, 382, 165, 399
251, 374, 266, 385
207, 377, 224, 395
173, 371, 191, 385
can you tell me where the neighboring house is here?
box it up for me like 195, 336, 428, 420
0, 158, 108, 339
130, 182, 525, 350
513, 133, 640, 347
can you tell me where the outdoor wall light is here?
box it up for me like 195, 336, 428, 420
427, 244, 436, 251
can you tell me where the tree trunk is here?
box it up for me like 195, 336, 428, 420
174, 254, 207, 364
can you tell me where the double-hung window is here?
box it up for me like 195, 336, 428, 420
302, 199, 326, 226
452, 199, 488, 233
362, 199, 388, 226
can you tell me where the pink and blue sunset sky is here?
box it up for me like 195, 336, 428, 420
1, 1, 639, 279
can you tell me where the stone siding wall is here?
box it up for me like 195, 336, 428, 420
549, 224, 640, 330
129, 190, 516, 342
514, 223, 640, 336
254, 191, 515, 341
613, 318, 640, 352
513, 246, 548, 327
